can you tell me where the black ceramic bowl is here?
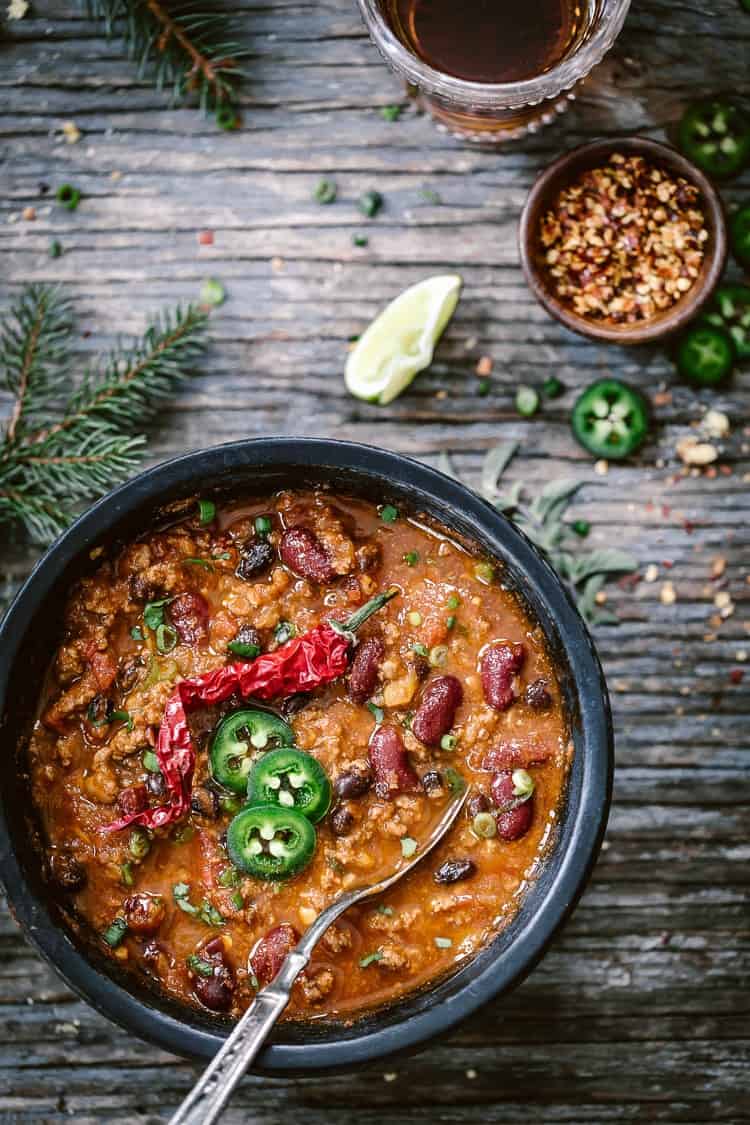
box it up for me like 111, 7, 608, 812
0, 438, 612, 1071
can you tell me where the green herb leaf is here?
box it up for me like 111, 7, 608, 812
367, 701, 384, 723
401, 837, 418, 858
381, 105, 402, 121
142, 749, 160, 773
198, 498, 216, 524
443, 767, 466, 795
110, 709, 133, 732
359, 950, 383, 968
130, 625, 144, 641
376, 904, 394, 916
102, 916, 128, 948
380, 504, 398, 523
481, 442, 519, 499
274, 620, 297, 645
403, 550, 419, 566
143, 597, 172, 632
183, 556, 214, 570
255, 515, 273, 537
186, 954, 215, 978
314, 179, 337, 204
227, 639, 261, 659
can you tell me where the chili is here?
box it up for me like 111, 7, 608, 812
676, 324, 734, 386
730, 203, 750, 269
677, 98, 750, 179
702, 285, 750, 360
571, 379, 649, 460
209, 709, 295, 793
226, 804, 316, 880
246, 748, 332, 823
103, 589, 398, 832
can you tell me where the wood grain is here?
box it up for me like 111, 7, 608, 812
1, 0, 749, 1120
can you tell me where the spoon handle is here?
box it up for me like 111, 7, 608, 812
168, 949, 308, 1125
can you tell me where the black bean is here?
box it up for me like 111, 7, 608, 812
279, 692, 311, 717
49, 851, 86, 893
421, 769, 444, 795
330, 805, 355, 836
236, 540, 276, 581
191, 785, 220, 820
433, 859, 477, 885
524, 678, 553, 711
333, 767, 373, 800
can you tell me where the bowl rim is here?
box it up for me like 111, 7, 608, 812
518, 136, 728, 344
0, 437, 613, 1071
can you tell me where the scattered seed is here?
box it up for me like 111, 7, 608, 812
660, 581, 677, 605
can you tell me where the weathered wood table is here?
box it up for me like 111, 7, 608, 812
2, 0, 749, 1120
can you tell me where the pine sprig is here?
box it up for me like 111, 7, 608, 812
82, 0, 247, 111
0, 286, 209, 546
440, 443, 638, 627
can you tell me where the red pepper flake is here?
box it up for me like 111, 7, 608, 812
683, 519, 695, 534
719, 464, 732, 476
661, 559, 674, 569
198, 230, 214, 245
661, 505, 671, 518
729, 669, 744, 685
103, 590, 397, 833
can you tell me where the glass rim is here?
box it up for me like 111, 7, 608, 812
356, 0, 632, 110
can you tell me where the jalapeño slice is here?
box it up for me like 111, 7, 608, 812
730, 203, 750, 269
571, 379, 649, 460
676, 324, 734, 386
209, 709, 295, 793
677, 99, 750, 179
226, 805, 316, 880
247, 748, 332, 824
702, 285, 750, 360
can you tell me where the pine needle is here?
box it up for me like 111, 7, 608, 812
0, 286, 209, 546
81, 0, 247, 111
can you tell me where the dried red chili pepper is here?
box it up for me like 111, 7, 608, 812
103, 589, 398, 833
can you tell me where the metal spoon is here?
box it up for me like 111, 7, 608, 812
169, 786, 470, 1125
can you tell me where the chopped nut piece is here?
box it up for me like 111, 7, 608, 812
594, 459, 609, 476
61, 121, 81, 144
660, 581, 677, 605
703, 409, 730, 439
22, 207, 36, 221
644, 564, 659, 583
676, 437, 718, 466
475, 356, 493, 377
710, 557, 726, 579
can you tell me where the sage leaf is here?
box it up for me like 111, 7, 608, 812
481, 442, 519, 499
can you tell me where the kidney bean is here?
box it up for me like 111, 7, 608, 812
334, 766, 373, 800
330, 805, 355, 836
411, 675, 463, 746
524, 677, 552, 711
490, 770, 518, 811
193, 958, 235, 1012
496, 798, 534, 842
279, 527, 335, 584
421, 769, 444, 796
190, 785, 220, 821
467, 792, 490, 819
250, 923, 299, 987
236, 540, 276, 581
49, 851, 86, 893
482, 739, 554, 771
349, 636, 385, 703
368, 725, 420, 797
169, 592, 209, 645
124, 893, 166, 936
116, 784, 149, 817
480, 643, 525, 711
434, 859, 476, 885
118, 656, 143, 694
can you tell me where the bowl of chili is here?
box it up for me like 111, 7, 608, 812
519, 137, 728, 344
0, 438, 612, 1071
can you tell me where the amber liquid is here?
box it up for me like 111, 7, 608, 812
385, 0, 584, 83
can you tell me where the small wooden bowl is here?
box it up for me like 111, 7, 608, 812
518, 137, 728, 345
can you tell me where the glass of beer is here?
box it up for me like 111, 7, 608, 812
356, 0, 631, 142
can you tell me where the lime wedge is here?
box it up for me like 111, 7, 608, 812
345, 274, 462, 405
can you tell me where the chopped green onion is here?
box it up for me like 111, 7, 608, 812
512, 769, 535, 799
186, 954, 215, 978
255, 515, 273, 537
143, 597, 172, 632
403, 550, 420, 566
447, 594, 461, 610
110, 710, 133, 731
217, 866, 241, 888
198, 900, 225, 927
142, 749, 160, 773
274, 620, 297, 645
120, 862, 134, 887
219, 794, 242, 815
381, 105, 401, 122
215, 105, 240, 131
516, 385, 540, 417
401, 837, 418, 858
429, 644, 448, 667
434, 936, 453, 949
440, 734, 457, 751
367, 701, 384, 723
359, 950, 383, 968
172, 823, 195, 845
444, 767, 466, 794
473, 561, 495, 585
183, 557, 214, 570
129, 827, 151, 860
401, 711, 413, 731
130, 625, 144, 641
359, 190, 383, 218
314, 179, 337, 204
446, 615, 457, 630
56, 183, 80, 210
198, 499, 216, 525
200, 279, 226, 308
408, 611, 422, 627
380, 504, 398, 523
411, 642, 429, 657
102, 917, 128, 948
212, 551, 231, 561
230, 890, 244, 911
376, 904, 394, 916
156, 623, 178, 654
49, 239, 62, 258
472, 812, 497, 838
542, 375, 566, 398
477, 377, 491, 397
572, 519, 590, 538
353, 233, 369, 247
227, 639, 261, 659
